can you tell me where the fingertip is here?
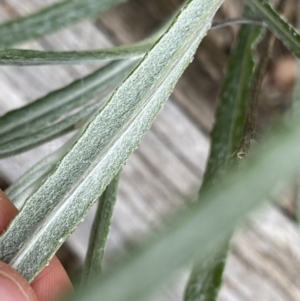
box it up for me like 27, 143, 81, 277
0, 261, 38, 301
0, 189, 18, 234
0, 190, 73, 301
31, 257, 73, 301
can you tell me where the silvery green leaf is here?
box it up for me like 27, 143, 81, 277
245, 0, 300, 58
0, 0, 126, 48
67, 107, 300, 301
0, 0, 224, 282
5, 118, 93, 209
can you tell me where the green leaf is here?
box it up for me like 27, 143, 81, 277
293, 5, 300, 114
245, 0, 300, 59
184, 251, 227, 301
81, 174, 120, 287
0, 92, 104, 147
66, 113, 300, 301
294, 61, 300, 113
184, 11, 263, 301
202, 21, 262, 188
0, 19, 264, 66
0, 60, 136, 136
294, 2, 300, 222
0, 97, 106, 158
0, 0, 224, 282
0, 44, 149, 66
0, 0, 126, 49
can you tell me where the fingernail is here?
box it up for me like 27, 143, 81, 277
0, 271, 30, 301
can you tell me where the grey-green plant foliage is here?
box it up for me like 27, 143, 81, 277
0, 0, 299, 300
245, 0, 300, 59
0, 43, 149, 66
0, 0, 224, 282
0, 60, 135, 134
0, 0, 126, 48
184, 9, 263, 301
294, 3, 300, 114
81, 174, 121, 288
294, 0, 300, 222
67, 111, 300, 301
201, 19, 262, 189
0, 60, 137, 158
0, 19, 264, 66
6, 118, 98, 209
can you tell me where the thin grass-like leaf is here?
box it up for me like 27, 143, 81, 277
0, 19, 265, 66
295, 61, 300, 113
0, 0, 126, 49
0, 97, 106, 158
201, 21, 262, 188
245, 0, 300, 58
0, 62, 136, 147
185, 255, 226, 301
294, 3, 300, 221
0, 90, 105, 146
81, 174, 120, 287
66, 112, 300, 301
0, 60, 137, 136
0, 44, 149, 66
184, 12, 262, 301
5, 117, 93, 209
293, 4, 300, 114
0, 0, 224, 282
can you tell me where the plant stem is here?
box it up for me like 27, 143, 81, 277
81, 174, 121, 288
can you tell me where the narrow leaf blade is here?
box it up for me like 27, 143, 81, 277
0, 44, 149, 66
202, 21, 262, 188
0, 0, 126, 48
0, 0, 224, 282
0, 60, 136, 135
81, 174, 121, 287
245, 0, 300, 58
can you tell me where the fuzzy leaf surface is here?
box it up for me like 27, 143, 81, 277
0, 0, 224, 282
67, 108, 300, 301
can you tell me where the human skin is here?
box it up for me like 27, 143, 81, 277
0, 190, 73, 301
